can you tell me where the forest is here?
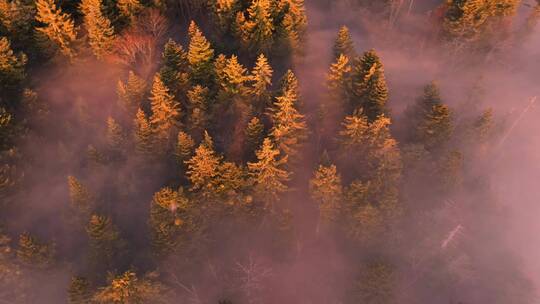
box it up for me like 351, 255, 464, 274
0, 0, 539, 302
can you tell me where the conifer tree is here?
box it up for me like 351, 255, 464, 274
133, 108, 154, 157
323, 54, 351, 131
35, 0, 78, 58
408, 82, 453, 150
68, 276, 92, 304
350, 262, 395, 304
175, 130, 195, 165
309, 164, 343, 231
245, 116, 264, 158
117, 0, 143, 21
269, 89, 307, 159
117, 71, 147, 113
220, 55, 249, 97
278, 69, 299, 104
249, 53, 273, 106
248, 137, 290, 208
159, 39, 189, 95
105, 116, 125, 155
16, 233, 54, 268
0, 0, 35, 51
149, 187, 191, 255
351, 49, 388, 121
0, 37, 26, 93
92, 271, 167, 303
80, 0, 115, 59
67, 175, 94, 219
186, 85, 210, 136
243, 0, 274, 54
443, 0, 520, 45
188, 21, 215, 86
185, 133, 222, 193
333, 25, 356, 60
149, 75, 181, 149
86, 214, 125, 271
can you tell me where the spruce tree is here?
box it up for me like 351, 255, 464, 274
174, 130, 195, 165
309, 164, 343, 231
116, 0, 142, 21
0, 0, 35, 51
323, 54, 351, 133
117, 70, 147, 113
80, 0, 115, 59
351, 49, 388, 121
409, 82, 453, 150
220, 55, 249, 97
333, 25, 356, 60
249, 53, 273, 106
86, 214, 125, 271
186, 85, 210, 136
149, 74, 181, 150
149, 187, 191, 255
159, 39, 189, 95
0, 37, 26, 94
247, 137, 290, 208
244, 0, 274, 54
133, 108, 154, 157
92, 271, 167, 303
68, 276, 92, 304
278, 69, 299, 105
245, 116, 264, 158
269, 89, 307, 160
16, 233, 54, 268
35, 0, 78, 58
188, 21, 215, 86
185, 133, 222, 193
105, 116, 125, 156
67, 175, 94, 219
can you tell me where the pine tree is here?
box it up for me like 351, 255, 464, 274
86, 214, 125, 271
133, 108, 154, 157
16, 233, 54, 268
80, 0, 115, 59
249, 53, 273, 106
149, 187, 191, 255
309, 164, 343, 231
188, 21, 215, 86
117, 71, 147, 113
351, 49, 388, 121
333, 25, 356, 60
35, 0, 78, 58
186, 85, 210, 136
105, 116, 125, 155
248, 137, 290, 208
68, 276, 92, 304
269, 89, 307, 160
149, 74, 181, 150
0, 37, 26, 93
67, 176, 94, 218
185, 133, 222, 193
159, 39, 189, 95
174, 130, 195, 168
275, 0, 307, 55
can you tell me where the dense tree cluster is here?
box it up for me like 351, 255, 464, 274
0, 0, 536, 303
